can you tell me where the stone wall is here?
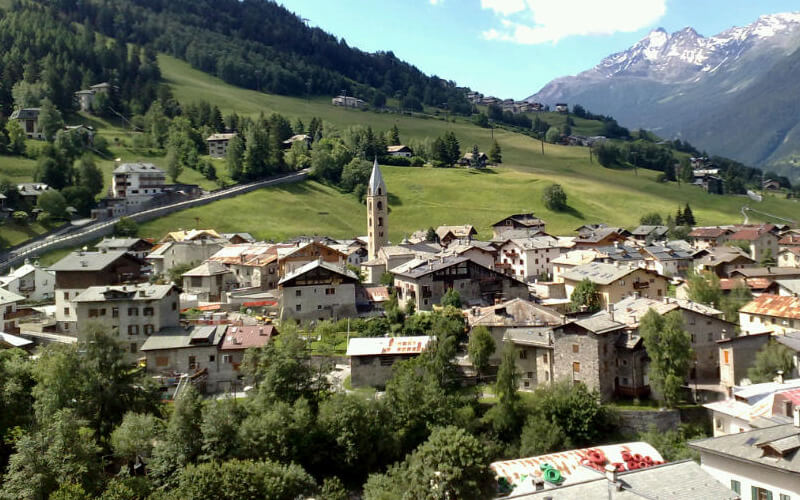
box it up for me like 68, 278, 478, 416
0, 170, 308, 273
617, 408, 681, 435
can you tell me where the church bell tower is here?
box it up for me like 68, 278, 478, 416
367, 158, 388, 260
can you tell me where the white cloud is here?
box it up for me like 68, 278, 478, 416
430, 0, 443, 5
481, 0, 666, 44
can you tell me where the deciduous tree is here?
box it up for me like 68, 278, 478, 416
640, 309, 693, 407
748, 340, 794, 383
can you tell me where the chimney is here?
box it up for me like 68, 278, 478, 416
606, 302, 614, 321
777, 370, 785, 384
794, 406, 800, 428
605, 464, 620, 497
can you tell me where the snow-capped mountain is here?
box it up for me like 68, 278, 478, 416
527, 12, 800, 179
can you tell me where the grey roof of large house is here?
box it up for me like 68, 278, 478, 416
775, 330, 800, 352
560, 261, 640, 285
72, 284, 174, 303
594, 244, 644, 263
695, 246, 754, 266
509, 460, 737, 499
574, 226, 627, 243
392, 255, 509, 281
140, 325, 227, 351
503, 327, 553, 347
368, 158, 386, 195
49, 250, 134, 272
278, 259, 358, 285
112, 162, 165, 175
642, 245, 693, 261
468, 298, 564, 327
732, 267, 800, 278
690, 423, 800, 475
97, 237, 150, 250
183, 261, 231, 277
492, 213, 545, 228
0, 288, 25, 305
612, 296, 723, 323
630, 225, 669, 237
10, 108, 40, 120
573, 314, 628, 334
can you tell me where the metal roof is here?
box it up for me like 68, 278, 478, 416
182, 261, 231, 277
346, 335, 433, 356
113, 162, 165, 175
740, 294, 800, 320
560, 261, 640, 285
140, 325, 227, 351
49, 250, 137, 272
691, 423, 800, 474
72, 284, 175, 303
277, 259, 358, 285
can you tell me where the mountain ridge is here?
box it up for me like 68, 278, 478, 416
527, 12, 800, 180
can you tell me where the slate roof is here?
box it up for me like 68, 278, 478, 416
219, 324, 277, 350
491, 213, 545, 228
96, 238, 152, 250
689, 227, 732, 238
277, 259, 358, 285
49, 250, 138, 272
206, 133, 237, 141
642, 245, 693, 261
630, 225, 669, 237
740, 294, 800, 320
467, 298, 564, 327
10, 108, 40, 120
140, 325, 227, 351
574, 226, 628, 243
0, 332, 34, 349
346, 335, 433, 356
72, 284, 175, 303
775, 330, 800, 352
435, 225, 477, 240
573, 314, 628, 334
611, 296, 723, 324
113, 162, 165, 175
504, 460, 737, 500
690, 423, 800, 474
694, 246, 754, 266
560, 262, 641, 285
183, 261, 231, 277
503, 327, 552, 347
732, 267, 800, 279
368, 158, 386, 196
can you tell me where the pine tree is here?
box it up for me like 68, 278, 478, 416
682, 203, 696, 226
390, 124, 401, 145
675, 207, 684, 226
489, 140, 502, 164
444, 131, 460, 166
469, 144, 482, 168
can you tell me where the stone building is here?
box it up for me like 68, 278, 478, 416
50, 250, 146, 334
491, 213, 546, 240
278, 260, 360, 321
366, 159, 388, 261
215, 324, 278, 393
560, 262, 668, 309
72, 284, 180, 360
346, 335, 433, 388
182, 261, 238, 303
146, 239, 227, 277
393, 256, 529, 311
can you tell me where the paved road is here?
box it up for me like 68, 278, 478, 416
0, 169, 309, 273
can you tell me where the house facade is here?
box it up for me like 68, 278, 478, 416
717, 333, 772, 389
111, 162, 167, 211
0, 289, 26, 334
10, 108, 42, 139
491, 213, 546, 240
147, 239, 227, 277
206, 133, 237, 158
0, 261, 55, 301
393, 256, 529, 311
728, 225, 780, 263
560, 262, 668, 309
739, 294, 800, 336
278, 260, 359, 321
72, 284, 180, 359
347, 335, 433, 388
50, 250, 146, 334
182, 261, 238, 303
495, 236, 561, 282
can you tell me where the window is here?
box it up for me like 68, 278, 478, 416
143, 307, 154, 316
716, 418, 723, 429
63, 307, 70, 316
779, 494, 790, 500
572, 344, 579, 353
89, 308, 99, 318
100, 308, 106, 316
223, 354, 232, 364
188, 356, 197, 370
723, 350, 730, 364
573, 362, 580, 373
378, 217, 383, 227
519, 350, 528, 360
751, 486, 772, 500
295, 304, 302, 312
128, 325, 139, 335
209, 355, 216, 362
144, 325, 154, 335
172, 302, 177, 311
542, 353, 548, 363
545, 372, 549, 381
295, 290, 302, 297
63, 291, 69, 300
191, 276, 202, 287
317, 305, 322, 310
128, 307, 139, 316
380, 356, 394, 366
359, 356, 372, 365
523, 381, 530, 388
691, 334, 696, 343
112, 307, 119, 318
729, 480, 740, 494
707, 333, 713, 342
325, 288, 336, 295
156, 356, 169, 367
130, 343, 137, 354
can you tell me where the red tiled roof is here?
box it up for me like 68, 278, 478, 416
740, 294, 800, 320
779, 235, 800, 245
220, 324, 277, 350
689, 227, 730, 238
729, 224, 776, 241
719, 278, 774, 291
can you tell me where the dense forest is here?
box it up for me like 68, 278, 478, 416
44, 0, 474, 113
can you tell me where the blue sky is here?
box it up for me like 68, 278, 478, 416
279, 0, 800, 99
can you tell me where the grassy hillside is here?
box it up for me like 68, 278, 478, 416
136, 55, 799, 240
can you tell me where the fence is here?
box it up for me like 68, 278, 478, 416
0, 170, 309, 273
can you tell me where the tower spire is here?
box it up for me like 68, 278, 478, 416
366, 158, 388, 261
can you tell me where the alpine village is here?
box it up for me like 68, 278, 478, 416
1, 1, 800, 499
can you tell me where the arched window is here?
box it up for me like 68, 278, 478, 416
378, 217, 383, 227
378, 188, 382, 195
377, 201, 383, 210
